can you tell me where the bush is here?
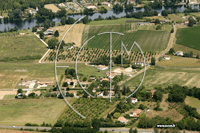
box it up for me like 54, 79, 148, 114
113, 112, 121, 118
32, 27, 37, 32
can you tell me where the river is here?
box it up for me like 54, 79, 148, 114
0, 4, 199, 31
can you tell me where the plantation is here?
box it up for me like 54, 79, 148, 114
44, 48, 157, 63
82, 24, 171, 52
58, 98, 114, 123
176, 26, 200, 50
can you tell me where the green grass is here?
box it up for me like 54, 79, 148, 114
87, 18, 143, 25
176, 26, 200, 50
168, 14, 185, 22
122, 66, 200, 89
0, 99, 67, 126
83, 24, 171, 52
185, 96, 200, 113
0, 35, 47, 60
3, 95, 15, 99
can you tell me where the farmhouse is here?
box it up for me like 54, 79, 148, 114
29, 7, 38, 15
101, 2, 111, 7
184, 20, 189, 25
151, 90, 156, 97
37, 27, 44, 31
101, 78, 109, 82
96, 92, 104, 97
58, 3, 66, 7
67, 46, 75, 50
164, 55, 170, 60
44, 28, 54, 35
118, 116, 129, 124
98, 65, 109, 70
176, 51, 184, 56
138, 22, 149, 25
131, 98, 138, 104
134, 61, 145, 67
130, 109, 143, 117
106, 72, 116, 79
86, 5, 97, 9
108, 91, 115, 95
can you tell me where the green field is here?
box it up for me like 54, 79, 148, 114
168, 14, 186, 22
185, 96, 200, 113
59, 98, 114, 122
87, 18, 143, 25
3, 95, 15, 99
0, 34, 47, 60
176, 26, 200, 50
0, 99, 67, 126
82, 24, 171, 52
123, 66, 200, 89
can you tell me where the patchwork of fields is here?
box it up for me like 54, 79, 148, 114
82, 24, 171, 52
176, 26, 200, 50
0, 99, 67, 126
123, 66, 200, 89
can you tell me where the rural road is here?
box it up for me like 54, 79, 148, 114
0, 125, 198, 133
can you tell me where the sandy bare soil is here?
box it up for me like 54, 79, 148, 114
44, 4, 60, 13
0, 90, 17, 99
51, 24, 85, 47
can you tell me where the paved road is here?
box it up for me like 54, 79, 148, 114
0, 125, 198, 133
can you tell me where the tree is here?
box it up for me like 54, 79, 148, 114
17, 88, 22, 93
82, 16, 89, 24
169, 48, 175, 55
92, 118, 101, 131
54, 30, 59, 37
196, 53, 200, 59
153, 90, 163, 101
48, 38, 58, 49
129, 128, 133, 133
32, 27, 37, 32
44, 19, 50, 29
39, 32, 44, 39
189, 51, 193, 58
66, 17, 75, 24
61, 17, 66, 25
114, 85, 120, 94
188, 16, 195, 27
63, 82, 68, 87
171, 28, 174, 33
83, 77, 87, 81
151, 57, 156, 65
28, 92, 35, 98
155, 19, 160, 25
156, 25, 162, 30
12, 9, 22, 19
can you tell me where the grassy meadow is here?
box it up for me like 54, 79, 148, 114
168, 14, 186, 22
176, 26, 200, 50
0, 99, 68, 126
157, 56, 200, 67
122, 66, 200, 90
185, 96, 200, 113
0, 35, 47, 60
82, 24, 171, 52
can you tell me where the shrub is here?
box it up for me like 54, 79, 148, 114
113, 112, 121, 118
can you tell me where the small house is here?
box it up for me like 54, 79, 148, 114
138, 22, 149, 25
98, 65, 108, 70
101, 2, 111, 7
164, 55, 170, 60
176, 51, 183, 56
118, 116, 129, 124
130, 109, 143, 117
131, 98, 138, 104
134, 61, 145, 67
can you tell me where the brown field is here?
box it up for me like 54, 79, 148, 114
185, 96, 200, 113
0, 91, 17, 99
157, 56, 200, 67
144, 16, 166, 20
173, 44, 200, 56
0, 129, 47, 133
51, 24, 85, 47
44, 4, 60, 13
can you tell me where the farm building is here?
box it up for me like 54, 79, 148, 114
130, 109, 143, 117
164, 55, 170, 60
176, 51, 184, 56
131, 98, 138, 104
108, 91, 115, 96
101, 78, 109, 82
118, 116, 129, 124
96, 92, 104, 97
29, 7, 39, 15
98, 65, 109, 70
58, 3, 66, 7
134, 61, 145, 67
37, 27, 44, 31
44, 28, 54, 35
106, 72, 117, 79
101, 2, 111, 7
138, 22, 149, 25
86, 5, 97, 9
67, 46, 75, 50
184, 20, 189, 25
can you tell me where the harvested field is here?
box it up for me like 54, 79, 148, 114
0, 129, 45, 133
185, 96, 200, 113
0, 99, 67, 126
0, 91, 17, 99
51, 24, 85, 47
44, 4, 60, 13
123, 66, 200, 89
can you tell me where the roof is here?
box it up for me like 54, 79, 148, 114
130, 109, 142, 116
98, 65, 108, 69
71, 79, 77, 83
118, 116, 128, 123
101, 1, 111, 4
106, 72, 116, 77
151, 90, 156, 96
102, 78, 109, 81
65, 79, 71, 82
108, 91, 115, 93
131, 98, 137, 100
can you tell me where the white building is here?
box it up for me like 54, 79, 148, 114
134, 61, 145, 67
163, 55, 170, 60
101, 2, 111, 7
98, 65, 109, 70
131, 98, 138, 104
176, 51, 184, 56
86, 5, 97, 9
